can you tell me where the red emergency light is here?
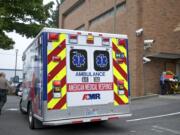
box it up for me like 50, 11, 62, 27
102, 38, 110, 46
69, 34, 78, 44
48, 33, 59, 41
118, 39, 126, 46
53, 80, 61, 87
117, 80, 124, 85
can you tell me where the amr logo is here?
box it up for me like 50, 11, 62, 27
82, 93, 101, 100
72, 52, 86, 67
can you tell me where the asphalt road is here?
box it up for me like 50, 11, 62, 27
0, 95, 180, 135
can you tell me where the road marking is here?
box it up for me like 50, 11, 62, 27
5, 108, 19, 111
153, 125, 180, 135
127, 112, 180, 122
130, 130, 136, 133
151, 128, 163, 133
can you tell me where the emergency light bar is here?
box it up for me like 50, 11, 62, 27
118, 39, 126, 46
102, 38, 110, 46
48, 33, 59, 41
69, 34, 78, 44
87, 34, 94, 44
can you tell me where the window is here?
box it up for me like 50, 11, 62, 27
94, 51, 110, 71
70, 49, 87, 71
89, 1, 126, 26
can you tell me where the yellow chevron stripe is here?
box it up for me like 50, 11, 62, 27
114, 42, 127, 58
61, 103, 67, 110
48, 66, 66, 93
120, 95, 129, 103
112, 38, 129, 105
113, 67, 128, 90
112, 38, 118, 46
47, 33, 67, 110
112, 38, 127, 58
113, 83, 118, 93
47, 49, 66, 73
47, 34, 66, 55
114, 100, 119, 106
48, 85, 66, 109
112, 50, 127, 73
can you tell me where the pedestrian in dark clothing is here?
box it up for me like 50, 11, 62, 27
0, 72, 11, 115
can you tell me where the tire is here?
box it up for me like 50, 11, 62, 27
19, 99, 27, 114
28, 103, 43, 129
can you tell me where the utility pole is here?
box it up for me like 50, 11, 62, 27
14, 49, 18, 82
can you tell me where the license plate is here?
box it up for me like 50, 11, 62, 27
86, 109, 97, 116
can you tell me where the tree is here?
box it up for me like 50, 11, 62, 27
49, 0, 65, 28
0, 0, 54, 50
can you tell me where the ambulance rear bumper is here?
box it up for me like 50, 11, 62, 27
43, 113, 132, 126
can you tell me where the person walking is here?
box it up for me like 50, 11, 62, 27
0, 72, 11, 115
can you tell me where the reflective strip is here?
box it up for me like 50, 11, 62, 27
112, 38, 129, 105
47, 33, 67, 110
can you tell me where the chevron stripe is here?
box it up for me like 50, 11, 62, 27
112, 38, 129, 106
47, 33, 67, 110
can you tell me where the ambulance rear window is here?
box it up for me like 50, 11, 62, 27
70, 49, 87, 71
94, 50, 110, 71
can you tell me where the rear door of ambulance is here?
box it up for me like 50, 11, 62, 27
45, 31, 130, 122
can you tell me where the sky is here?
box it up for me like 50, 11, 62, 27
0, 0, 57, 70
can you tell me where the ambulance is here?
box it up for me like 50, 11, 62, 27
19, 28, 131, 129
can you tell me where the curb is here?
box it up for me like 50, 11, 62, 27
131, 94, 159, 101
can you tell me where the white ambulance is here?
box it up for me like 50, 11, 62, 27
19, 28, 131, 129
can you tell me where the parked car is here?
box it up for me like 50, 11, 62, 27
15, 82, 22, 96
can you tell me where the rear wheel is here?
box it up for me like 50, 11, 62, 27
28, 103, 43, 129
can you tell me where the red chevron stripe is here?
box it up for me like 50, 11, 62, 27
61, 76, 66, 87
113, 75, 128, 97
48, 58, 66, 83
114, 92, 125, 105
48, 40, 66, 64
113, 59, 127, 81
112, 42, 126, 52
52, 95, 66, 110
47, 76, 67, 102
48, 90, 53, 103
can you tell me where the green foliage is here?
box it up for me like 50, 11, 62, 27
0, 0, 54, 50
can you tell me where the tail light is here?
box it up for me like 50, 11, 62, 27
117, 80, 125, 95
53, 81, 61, 98
118, 39, 126, 46
69, 34, 78, 44
87, 34, 94, 44
48, 33, 59, 41
102, 38, 110, 46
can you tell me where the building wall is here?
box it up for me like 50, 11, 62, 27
144, 58, 176, 94
141, 0, 180, 95
142, 0, 180, 55
59, 0, 180, 97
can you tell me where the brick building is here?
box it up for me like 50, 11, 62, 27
59, 0, 180, 97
